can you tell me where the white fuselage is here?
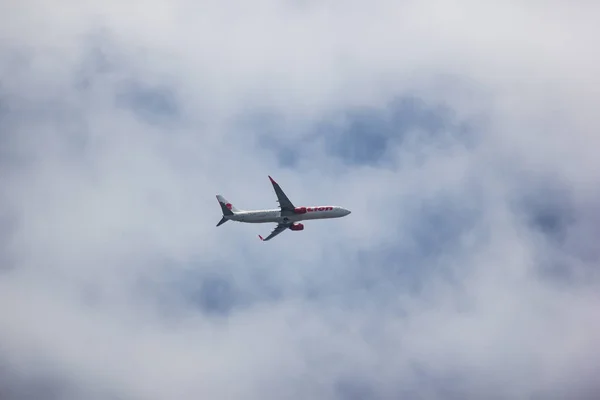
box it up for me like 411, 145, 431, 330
227, 206, 351, 224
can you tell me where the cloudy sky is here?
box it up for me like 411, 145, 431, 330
1, 1, 600, 399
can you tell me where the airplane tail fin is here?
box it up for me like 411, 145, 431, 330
216, 195, 240, 226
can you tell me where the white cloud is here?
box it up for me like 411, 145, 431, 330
1, 1, 600, 399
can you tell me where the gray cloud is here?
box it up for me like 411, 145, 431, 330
1, 1, 600, 399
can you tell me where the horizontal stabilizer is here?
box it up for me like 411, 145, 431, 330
216, 216, 228, 227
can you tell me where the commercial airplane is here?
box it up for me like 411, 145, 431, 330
215, 176, 351, 241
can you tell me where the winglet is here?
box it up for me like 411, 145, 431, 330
268, 175, 276, 184
258, 235, 264, 241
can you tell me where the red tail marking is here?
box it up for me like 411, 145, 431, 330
226, 203, 232, 210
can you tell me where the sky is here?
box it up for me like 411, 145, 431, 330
1, 1, 600, 399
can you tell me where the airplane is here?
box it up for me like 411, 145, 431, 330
215, 175, 351, 241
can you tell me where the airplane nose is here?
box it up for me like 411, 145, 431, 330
344, 209, 351, 216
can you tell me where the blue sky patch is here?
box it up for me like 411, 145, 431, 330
255, 95, 477, 169
75, 32, 181, 125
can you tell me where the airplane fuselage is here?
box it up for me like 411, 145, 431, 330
216, 175, 351, 240
227, 206, 350, 224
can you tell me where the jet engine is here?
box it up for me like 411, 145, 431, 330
294, 206, 307, 214
289, 223, 304, 231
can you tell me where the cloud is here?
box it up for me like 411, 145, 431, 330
1, 1, 600, 399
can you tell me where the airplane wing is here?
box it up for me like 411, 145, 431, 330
268, 176, 296, 216
259, 222, 291, 241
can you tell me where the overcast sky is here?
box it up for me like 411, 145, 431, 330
1, 1, 600, 399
